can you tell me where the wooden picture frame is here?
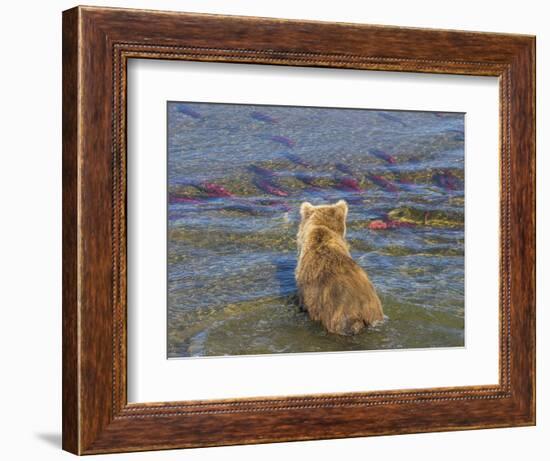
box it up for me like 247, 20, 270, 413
62, 5, 535, 455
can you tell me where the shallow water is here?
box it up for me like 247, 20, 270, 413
167, 102, 465, 358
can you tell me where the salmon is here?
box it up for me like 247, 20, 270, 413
270, 135, 295, 148
367, 174, 399, 193
251, 111, 277, 123
335, 177, 362, 192
254, 178, 289, 197
248, 165, 276, 178
199, 182, 234, 197
175, 105, 202, 119
369, 149, 397, 164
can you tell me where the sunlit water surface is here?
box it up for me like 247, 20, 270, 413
167, 102, 465, 358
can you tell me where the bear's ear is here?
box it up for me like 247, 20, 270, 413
300, 202, 314, 220
335, 200, 348, 219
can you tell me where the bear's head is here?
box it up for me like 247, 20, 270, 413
298, 200, 348, 240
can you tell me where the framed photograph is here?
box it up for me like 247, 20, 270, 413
62, 5, 535, 455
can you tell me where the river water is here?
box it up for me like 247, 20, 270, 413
167, 101, 464, 358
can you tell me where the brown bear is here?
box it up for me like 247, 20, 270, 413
295, 200, 384, 335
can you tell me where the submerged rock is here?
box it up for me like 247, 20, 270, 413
387, 207, 463, 228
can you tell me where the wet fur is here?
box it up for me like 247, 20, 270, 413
295, 200, 384, 335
